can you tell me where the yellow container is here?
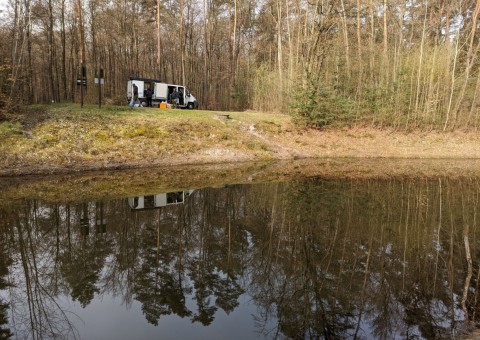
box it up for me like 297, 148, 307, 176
159, 102, 167, 109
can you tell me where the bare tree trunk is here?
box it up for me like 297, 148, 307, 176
285, 0, 293, 88
203, 0, 210, 109
414, 0, 429, 119
355, 0, 363, 104
462, 226, 473, 318
76, 0, 86, 106
433, 178, 442, 295
368, 0, 375, 82
453, 0, 480, 127
9, 0, 33, 102
354, 236, 373, 339
61, 0, 67, 100
393, 1, 407, 122
9, 0, 22, 102
381, 0, 389, 87
90, 0, 97, 88
228, 0, 237, 110
467, 73, 480, 127
180, 0, 185, 85
356, 0, 361, 60
444, 33, 461, 130
276, 0, 283, 89
26, 1, 33, 102
156, 0, 161, 78
383, 0, 387, 57
48, 0, 57, 102
340, 0, 351, 79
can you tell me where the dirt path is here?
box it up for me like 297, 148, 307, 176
244, 123, 302, 159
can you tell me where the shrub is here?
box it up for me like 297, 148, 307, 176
290, 75, 353, 128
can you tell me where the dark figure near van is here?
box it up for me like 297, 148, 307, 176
171, 89, 179, 107
178, 88, 184, 106
133, 84, 138, 102
145, 88, 153, 107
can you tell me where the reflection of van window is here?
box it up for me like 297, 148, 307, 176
133, 197, 139, 209
186, 89, 190, 97
144, 195, 155, 208
167, 192, 183, 204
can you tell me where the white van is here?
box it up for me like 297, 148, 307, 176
127, 77, 198, 109
128, 190, 195, 210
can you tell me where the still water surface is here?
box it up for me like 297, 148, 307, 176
0, 177, 480, 339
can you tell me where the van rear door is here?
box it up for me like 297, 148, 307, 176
127, 80, 132, 100
132, 80, 144, 99
155, 83, 168, 100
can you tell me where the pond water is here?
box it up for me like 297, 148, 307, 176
1, 176, 480, 339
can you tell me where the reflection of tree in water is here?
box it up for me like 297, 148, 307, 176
0, 303, 11, 339
0, 225, 13, 338
135, 267, 191, 325
241, 179, 480, 339
190, 268, 217, 326
133, 189, 245, 326
2, 179, 480, 338
213, 273, 243, 315
188, 259, 242, 326
4, 201, 91, 339
188, 188, 246, 324
61, 203, 113, 308
134, 210, 191, 325
0, 191, 247, 332
242, 182, 357, 338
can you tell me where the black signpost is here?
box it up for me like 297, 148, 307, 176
77, 65, 87, 108
95, 68, 104, 108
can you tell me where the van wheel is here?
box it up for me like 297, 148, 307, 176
187, 102, 194, 109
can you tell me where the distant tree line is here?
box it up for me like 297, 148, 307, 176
1, 0, 480, 129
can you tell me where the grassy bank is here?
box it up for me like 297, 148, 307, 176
0, 104, 293, 175
2, 103, 480, 177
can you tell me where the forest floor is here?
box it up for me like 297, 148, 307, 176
1, 103, 480, 178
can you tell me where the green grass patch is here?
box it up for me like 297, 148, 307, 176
0, 121, 22, 138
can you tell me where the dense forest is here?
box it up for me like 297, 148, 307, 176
1, 0, 480, 129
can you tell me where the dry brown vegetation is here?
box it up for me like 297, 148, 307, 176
1, 104, 480, 179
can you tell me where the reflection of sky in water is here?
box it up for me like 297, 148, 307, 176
60, 293, 269, 340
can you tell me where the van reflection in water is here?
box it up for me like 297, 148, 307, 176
128, 189, 195, 210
